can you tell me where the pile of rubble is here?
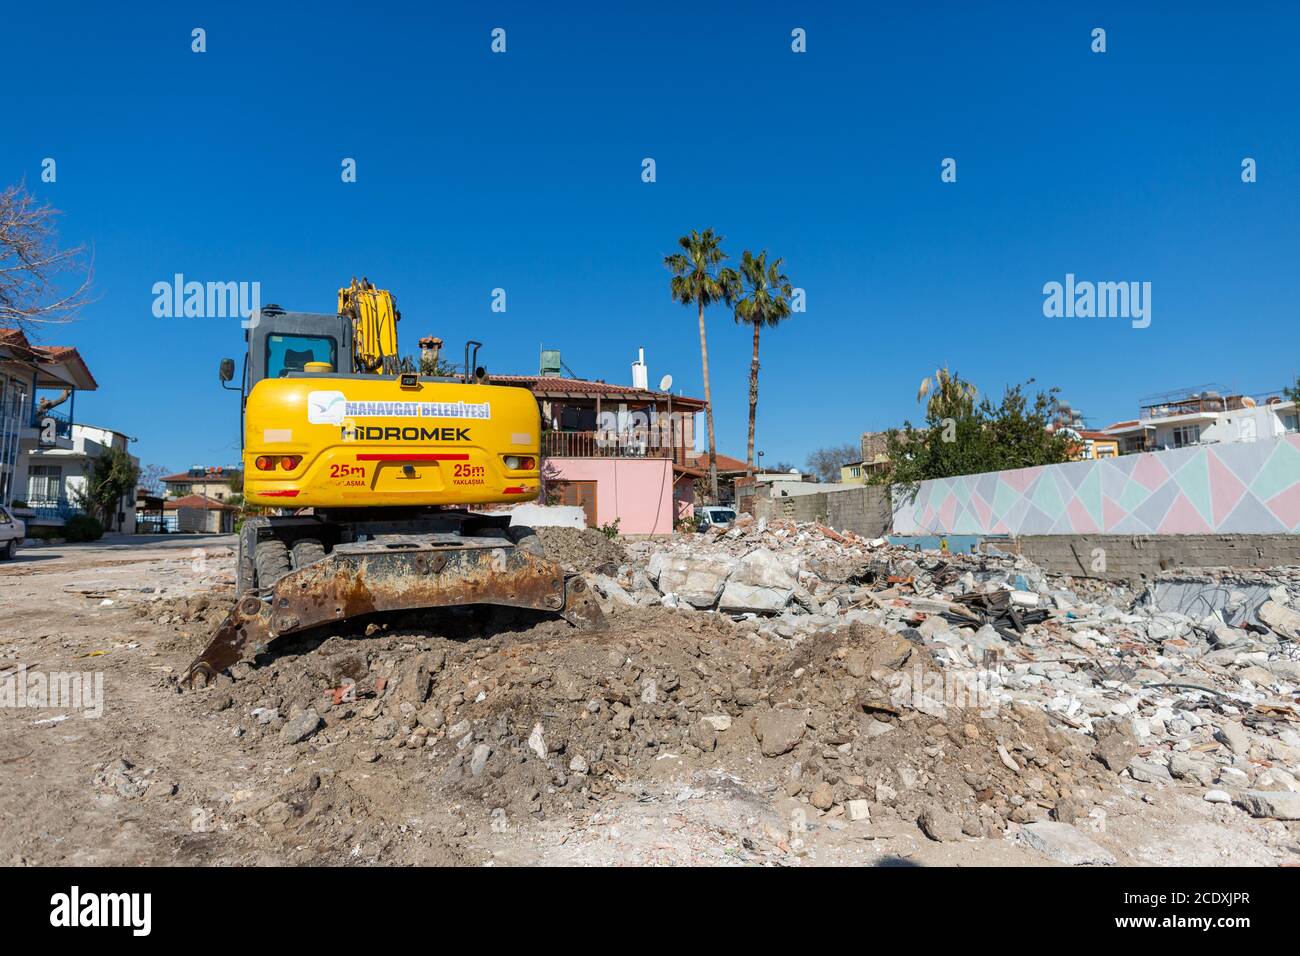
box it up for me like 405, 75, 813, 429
175, 516, 1300, 855
593, 517, 1300, 822
533, 526, 626, 574
194, 608, 1118, 843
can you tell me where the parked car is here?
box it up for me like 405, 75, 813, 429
696, 506, 736, 532
0, 505, 25, 559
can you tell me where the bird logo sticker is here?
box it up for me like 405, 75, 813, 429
307, 390, 347, 425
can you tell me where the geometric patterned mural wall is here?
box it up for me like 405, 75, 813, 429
892, 433, 1300, 535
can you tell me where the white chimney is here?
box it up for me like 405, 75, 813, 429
631, 347, 648, 390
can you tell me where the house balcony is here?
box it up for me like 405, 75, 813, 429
542, 430, 678, 461
18, 405, 75, 452
28, 408, 73, 443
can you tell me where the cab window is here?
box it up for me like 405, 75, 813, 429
266, 334, 337, 378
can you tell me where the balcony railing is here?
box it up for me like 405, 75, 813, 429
543, 430, 675, 460
31, 409, 73, 440
1139, 390, 1296, 421
25, 497, 83, 521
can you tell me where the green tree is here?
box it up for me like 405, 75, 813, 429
72, 446, 140, 530
665, 228, 738, 502
875, 372, 1071, 486
733, 250, 793, 477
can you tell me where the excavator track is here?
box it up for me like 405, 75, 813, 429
183, 534, 604, 687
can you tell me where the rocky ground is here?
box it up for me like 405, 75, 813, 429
0, 525, 1298, 867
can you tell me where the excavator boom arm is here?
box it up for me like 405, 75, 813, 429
339, 277, 402, 373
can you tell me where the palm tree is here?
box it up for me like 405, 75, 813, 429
733, 250, 793, 477
665, 229, 738, 501
917, 366, 977, 420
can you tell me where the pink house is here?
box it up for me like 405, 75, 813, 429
491, 373, 706, 535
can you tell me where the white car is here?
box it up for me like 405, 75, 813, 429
0, 505, 24, 560
696, 506, 736, 531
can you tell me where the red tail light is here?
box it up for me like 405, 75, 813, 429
255, 456, 275, 471
280, 456, 301, 470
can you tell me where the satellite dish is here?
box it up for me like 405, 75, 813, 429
658, 374, 673, 392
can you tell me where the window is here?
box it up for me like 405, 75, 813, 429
1171, 425, 1201, 448
1283, 412, 1299, 433
27, 463, 64, 503
266, 334, 338, 378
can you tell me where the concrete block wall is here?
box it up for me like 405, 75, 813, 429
754, 491, 827, 524
752, 485, 892, 537
826, 485, 892, 538
996, 534, 1300, 582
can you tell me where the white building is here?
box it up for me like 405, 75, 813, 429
1, 328, 99, 514
1104, 387, 1298, 454
21, 423, 140, 533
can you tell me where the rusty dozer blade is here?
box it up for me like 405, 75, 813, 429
183, 537, 604, 687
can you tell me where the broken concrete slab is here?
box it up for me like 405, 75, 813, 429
731, 548, 799, 590
1015, 821, 1117, 866
655, 556, 736, 609
589, 574, 637, 607
1258, 600, 1300, 640
718, 580, 793, 614
1232, 790, 1300, 820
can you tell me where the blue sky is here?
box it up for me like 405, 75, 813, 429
4, 1, 1297, 473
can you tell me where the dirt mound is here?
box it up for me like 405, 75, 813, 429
135, 592, 230, 628
534, 526, 626, 573
188, 607, 1115, 837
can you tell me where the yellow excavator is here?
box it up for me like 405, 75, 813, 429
184, 278, 603, 685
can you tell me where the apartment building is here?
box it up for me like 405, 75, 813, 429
161, 466, 241, 501
22, 423, 140, 532
1104, 385, 1298, 454
0, 328, 101, 522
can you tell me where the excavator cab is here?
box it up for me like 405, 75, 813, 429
221, 308, 353, 391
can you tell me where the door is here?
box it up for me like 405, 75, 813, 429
553, 480, 598, 527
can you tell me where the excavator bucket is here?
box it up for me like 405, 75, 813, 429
183, 536, 604, 687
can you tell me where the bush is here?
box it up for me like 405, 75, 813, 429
62, 514, 104, 542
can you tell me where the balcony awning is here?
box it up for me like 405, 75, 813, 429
0, 329, 98, 390
492, 374, 706, 411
